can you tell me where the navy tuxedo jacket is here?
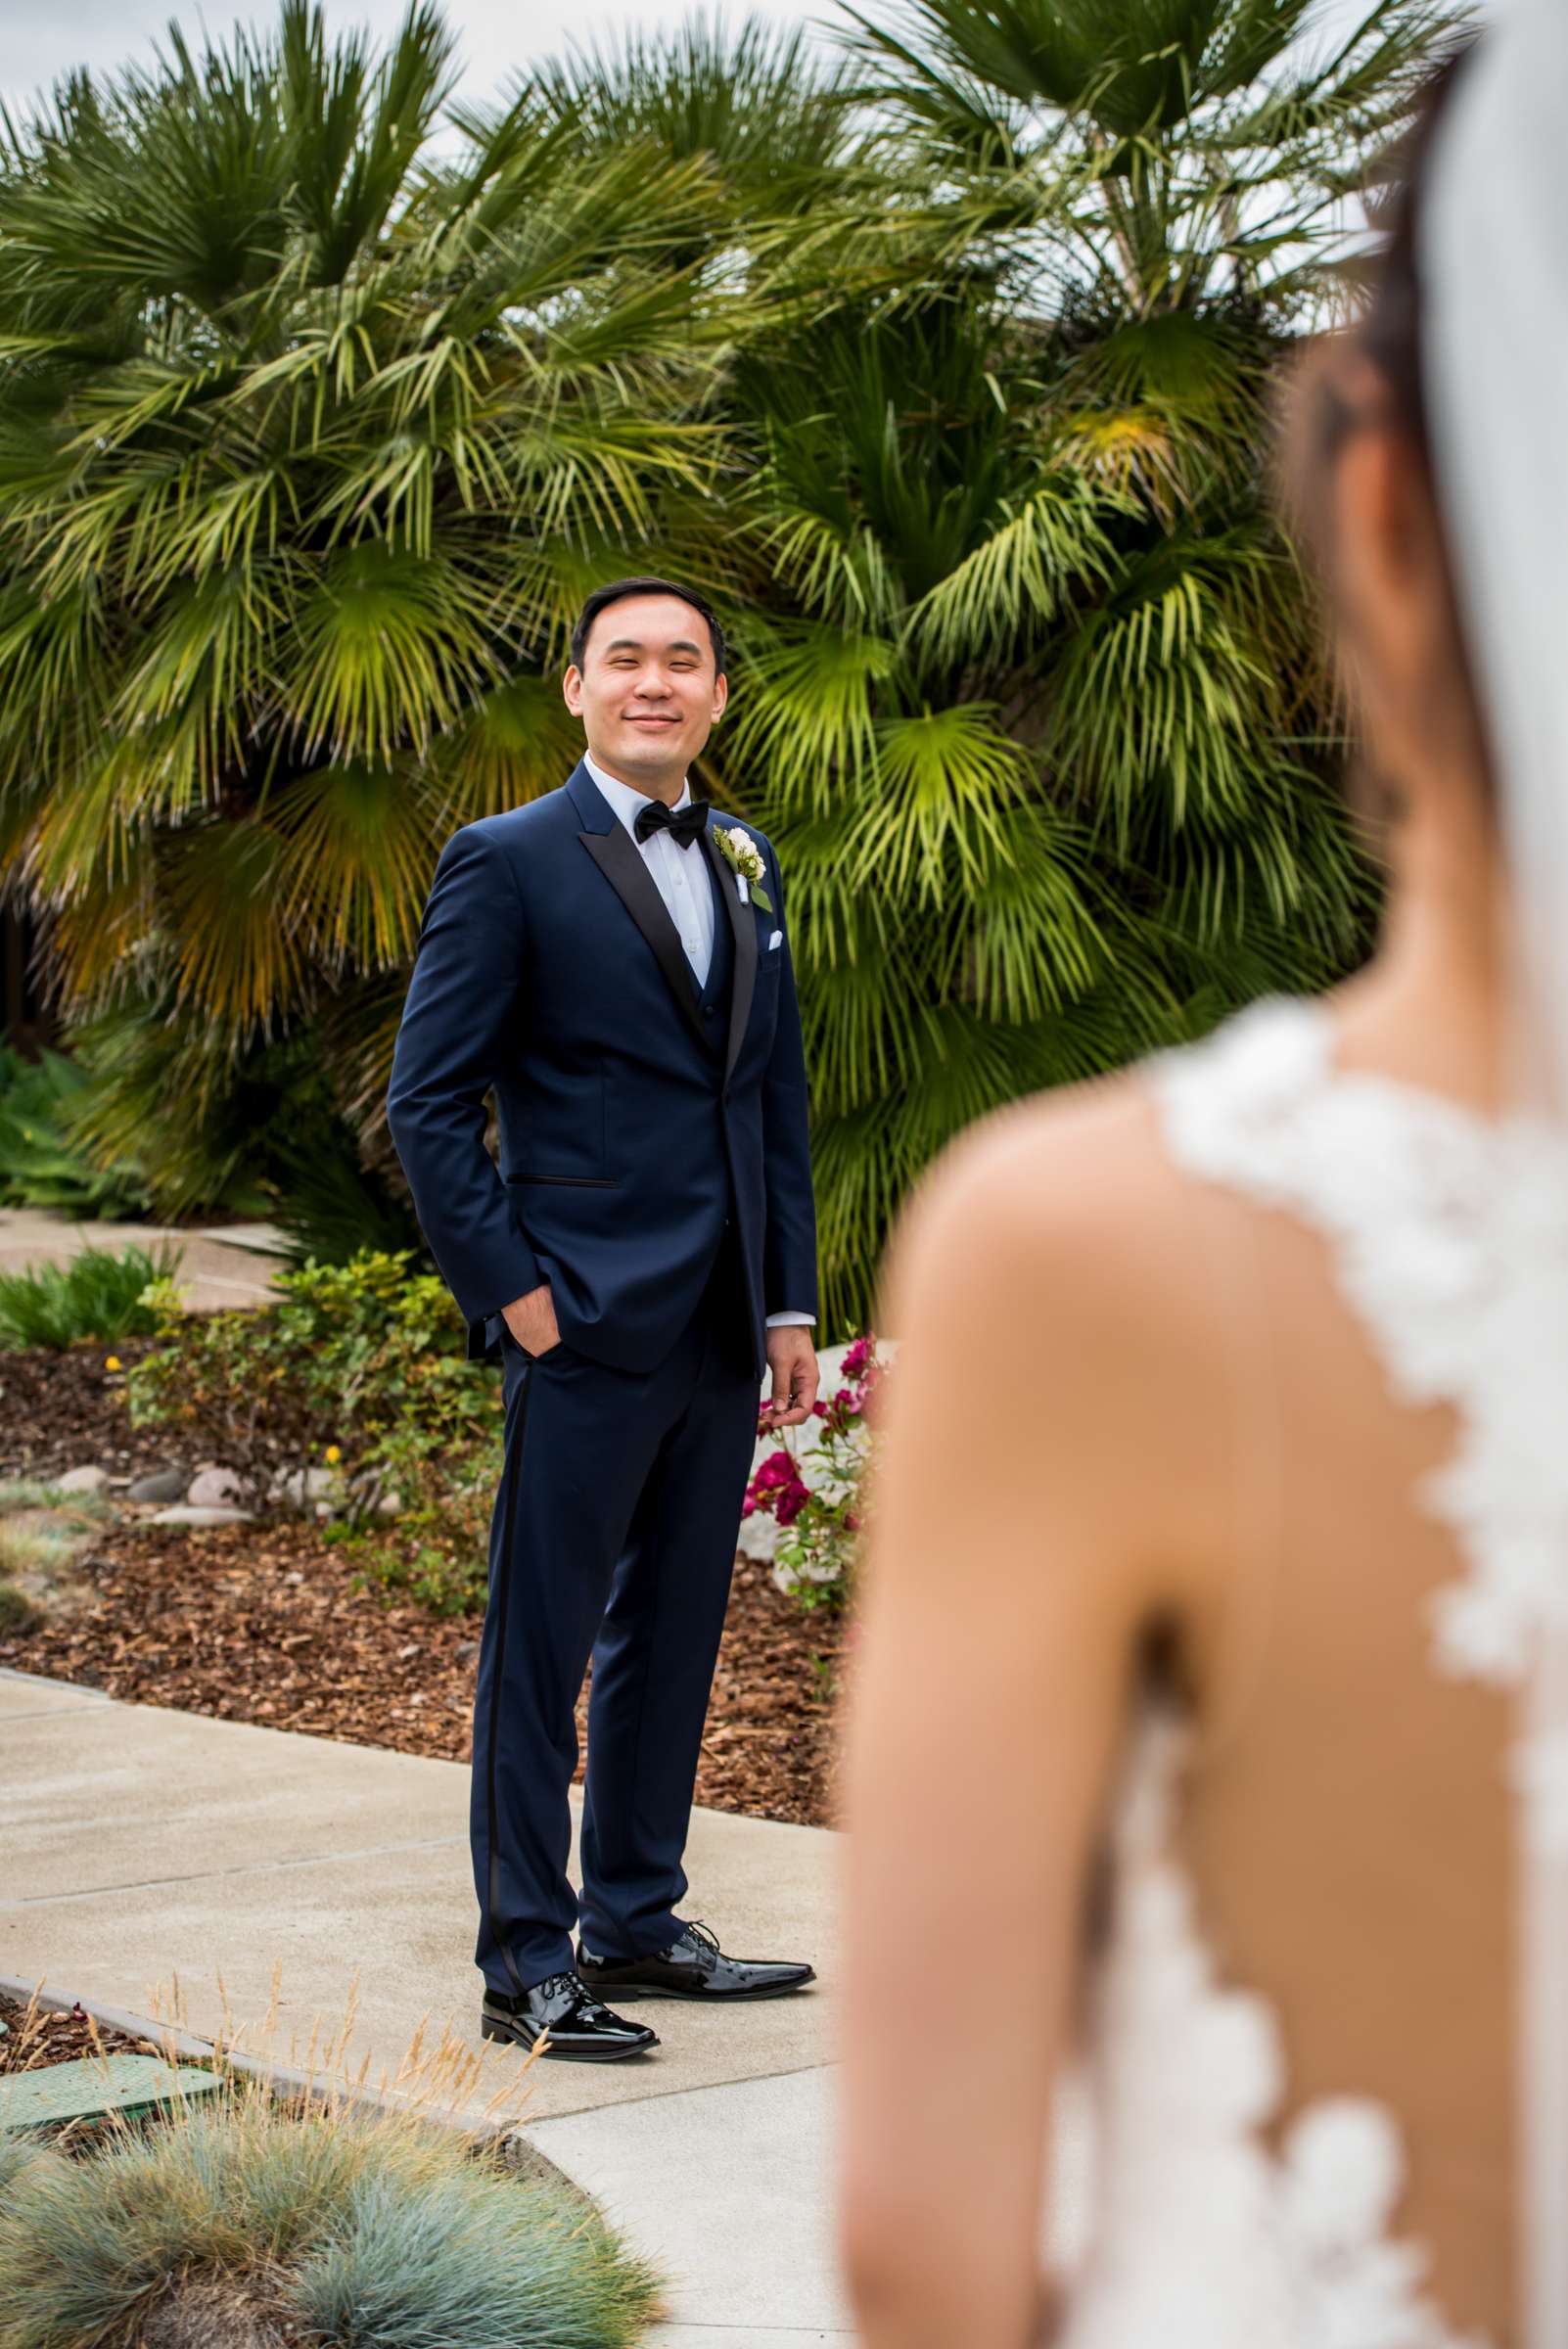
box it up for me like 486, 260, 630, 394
386, 760, 817, 1378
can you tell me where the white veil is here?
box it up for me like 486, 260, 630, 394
1419, 7, 1568, 2339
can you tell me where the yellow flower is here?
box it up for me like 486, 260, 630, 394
324, 1444, 342, 1463
104, 1355, 122, 1371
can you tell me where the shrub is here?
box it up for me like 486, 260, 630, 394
743, 1333, 886, 1611
0, 2080, 662, 2349
0, 1241, 184, 1351
0, 1044, 151, 1221
0, 1579, 42, 1634
331, 1412, 500, 1616
125, 1248, 501, 1602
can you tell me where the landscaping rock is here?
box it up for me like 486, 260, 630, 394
185, 1467, 246, 1507
54, 1465, 111, 1494
124, 1467, 187, 1503
736, 1511, 780, 1564
267, 1464, 343, 1509
148, 1504, 254, 1527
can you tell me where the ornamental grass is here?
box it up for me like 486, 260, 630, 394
0, 2074, 662, 2349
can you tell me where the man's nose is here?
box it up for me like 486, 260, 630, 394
632, 670, 673, 698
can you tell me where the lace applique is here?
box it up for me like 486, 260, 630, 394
1150, 993, 1568, 1847
1053, 1714, 1483, 2349
1047, 992, 1568, 2345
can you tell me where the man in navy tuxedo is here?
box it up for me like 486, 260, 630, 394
387, 578, 819, 2059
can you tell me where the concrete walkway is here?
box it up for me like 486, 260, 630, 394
1, 1665, 853, 2343
0, 1207, 292, 1312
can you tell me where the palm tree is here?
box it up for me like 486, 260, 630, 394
0, 0, 736, 1235
0, 0, 1461, 1327
702, 0, 1464, 1327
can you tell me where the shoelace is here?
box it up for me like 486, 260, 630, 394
681, 1919, 722, 1965
533, 1970, 612, 2021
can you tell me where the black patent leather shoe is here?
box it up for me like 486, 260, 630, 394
575, 1919, 816, 2003
481, 1970, 659, 2061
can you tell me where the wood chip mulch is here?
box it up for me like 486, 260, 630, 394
0, 1990, 161, 2075
0, 1338, 180, 1487
0, 1516, 845, 1829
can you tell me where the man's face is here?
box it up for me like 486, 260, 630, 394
564, 594, 728, 786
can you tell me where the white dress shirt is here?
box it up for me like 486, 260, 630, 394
582, 752, 813, 1332
585, 754, 716, 988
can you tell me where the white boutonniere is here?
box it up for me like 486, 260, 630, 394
714, 823, 773, 913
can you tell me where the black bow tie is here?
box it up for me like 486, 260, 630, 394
633, 798, 711, 850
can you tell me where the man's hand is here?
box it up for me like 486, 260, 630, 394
763, 1325, 819, 1428
501, 1280, 560, 1359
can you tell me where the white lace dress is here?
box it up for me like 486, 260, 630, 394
1043, 991, 1568, 2349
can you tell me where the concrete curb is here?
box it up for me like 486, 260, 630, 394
0, 1969, 577, 2194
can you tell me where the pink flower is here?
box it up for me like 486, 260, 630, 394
841, 1336, 873, 1380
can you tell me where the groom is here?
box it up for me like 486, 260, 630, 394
387, 578, 819, 2060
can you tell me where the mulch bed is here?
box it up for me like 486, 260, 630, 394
0, 1515, 845, 1829
0, 1338, 182, 1488
0, 1990, 162, 2076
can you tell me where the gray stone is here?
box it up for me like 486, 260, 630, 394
185, 1466, 246, 1508
54, 1465, 111, 1495
267, 1464, 344, 1510
736, 1511, 779, 1564
124, 1467, 187, 1503
147, 1504, 254, 1527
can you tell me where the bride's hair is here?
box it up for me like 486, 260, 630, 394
1279, 43, 1490, 815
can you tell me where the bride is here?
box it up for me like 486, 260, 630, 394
838, 7, 1568, 2345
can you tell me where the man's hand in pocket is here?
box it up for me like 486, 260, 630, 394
501, 1282, 560, 1358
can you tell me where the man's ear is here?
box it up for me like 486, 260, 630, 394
712, 670, 729, 722
563, 663, 585, 715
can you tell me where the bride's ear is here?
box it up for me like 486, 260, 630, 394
1328, 402, 1481, 808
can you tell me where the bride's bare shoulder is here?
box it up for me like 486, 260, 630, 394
882, 1063, 1197, 1335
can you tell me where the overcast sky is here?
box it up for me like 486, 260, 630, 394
3, 0, 1405, 124
6, 0, 830, 117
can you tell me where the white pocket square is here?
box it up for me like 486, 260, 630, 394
767, 929, 783, 951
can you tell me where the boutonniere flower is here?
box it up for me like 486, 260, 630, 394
714, 823, 773, 913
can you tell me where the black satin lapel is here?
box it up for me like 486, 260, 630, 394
702, 829, 757, 1084
578, 826, 708, 1047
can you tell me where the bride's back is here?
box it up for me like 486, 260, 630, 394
1121, 999, 1518, 2334
838, 23, 1568, 2345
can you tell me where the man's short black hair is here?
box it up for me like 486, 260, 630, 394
570, 576, 726, 678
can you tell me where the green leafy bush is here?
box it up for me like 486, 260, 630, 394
0, 1241, 184, 1351
0, 2084, 662, 2348
125, 1248, 501, 1605
0, 1044, 151, 1220
331, 1410, 500, 1617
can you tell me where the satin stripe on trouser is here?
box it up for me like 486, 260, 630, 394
471, 1238, 761, 1995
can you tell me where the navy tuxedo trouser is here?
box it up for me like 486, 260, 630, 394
471, 1235, 761, 1995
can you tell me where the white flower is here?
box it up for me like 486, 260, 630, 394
720, 824, 764, 884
